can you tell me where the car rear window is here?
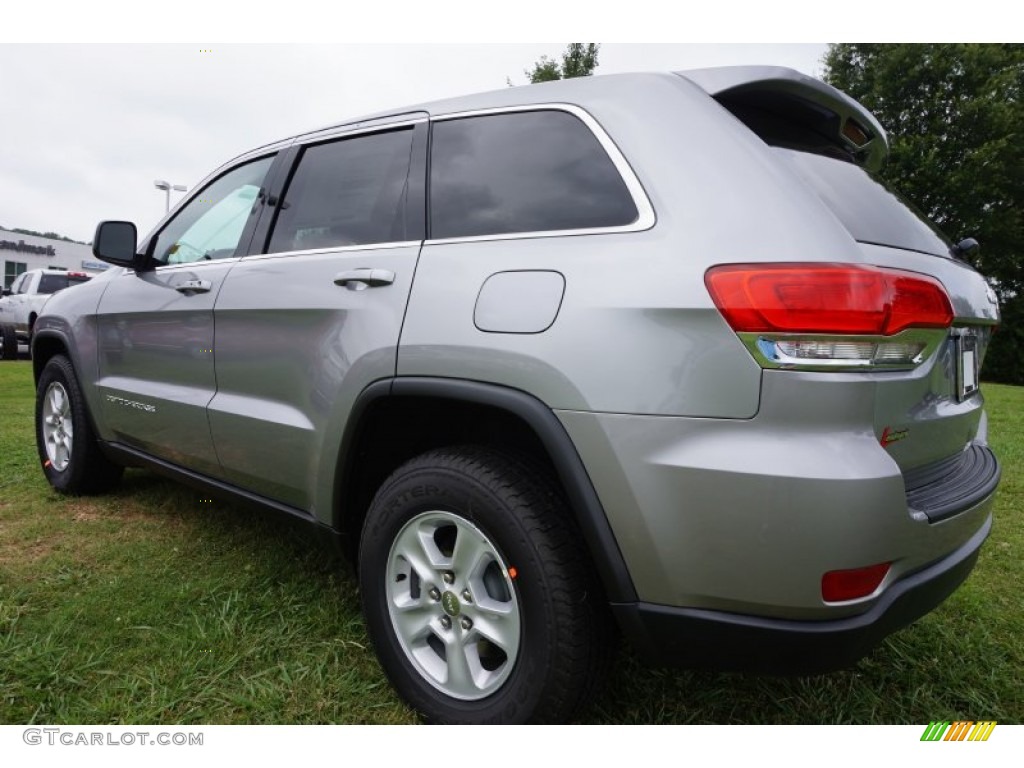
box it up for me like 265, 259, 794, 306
430, 110, 638, 239
38, 274, 90, 294
775, 148, 952, 257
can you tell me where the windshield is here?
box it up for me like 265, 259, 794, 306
775, 148, 952, 257
38, 274, 90, 294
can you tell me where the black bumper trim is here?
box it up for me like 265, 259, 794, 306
611, 515, 991, 674
904, 443, 1000, 524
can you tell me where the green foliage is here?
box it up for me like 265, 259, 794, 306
527, 56, 563, 84
986, 291, 1024, 384
524, 43, 600, 84
4, 226, 83, 244
560, 43, 600, 79
823, 44, 1024, 383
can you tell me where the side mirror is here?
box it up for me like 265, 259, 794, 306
93, 221, 147, 270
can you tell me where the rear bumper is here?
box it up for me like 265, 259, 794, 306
905, 443, 1000, 523
612, 514, 991, 674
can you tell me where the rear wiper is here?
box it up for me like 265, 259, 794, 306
952, 237, 980, 259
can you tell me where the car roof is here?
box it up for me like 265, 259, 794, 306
220, 66, 887, 186
237, 71, 682, 160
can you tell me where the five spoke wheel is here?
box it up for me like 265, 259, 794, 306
35, 354, 124, 494
387, 511, 520, 700
359, 446, 612, 724
41, 382, 73, 472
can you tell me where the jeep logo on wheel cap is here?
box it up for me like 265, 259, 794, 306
441, 591, 460, 617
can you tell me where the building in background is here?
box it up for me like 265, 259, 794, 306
1, 228, 108, 288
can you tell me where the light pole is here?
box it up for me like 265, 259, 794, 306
154, 180, 187, 213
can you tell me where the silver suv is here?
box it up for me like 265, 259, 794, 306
33, 67, 1001, 724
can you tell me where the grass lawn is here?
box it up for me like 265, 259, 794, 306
1, 360, 1021, 724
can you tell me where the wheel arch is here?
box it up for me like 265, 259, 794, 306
31, 328, 108, 443
34, 342, 125, 494
31, 329, 73, 385
333, 377, 637, 603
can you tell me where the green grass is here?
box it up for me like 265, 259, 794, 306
1, 360, 1022, 724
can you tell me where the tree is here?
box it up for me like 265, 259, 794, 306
523, 44, 600, 84
5, 226, 83, 244
823, 44, 1024, 384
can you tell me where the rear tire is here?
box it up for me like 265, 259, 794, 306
36, 354, 123, 494
359, 446, 613, 724
0, 324, 16, 360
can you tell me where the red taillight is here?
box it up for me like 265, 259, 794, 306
821, 562, 891, 602
705, 264, 954, 336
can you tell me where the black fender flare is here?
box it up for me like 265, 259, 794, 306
30, 327, 75, 382
336, 377, 638, 604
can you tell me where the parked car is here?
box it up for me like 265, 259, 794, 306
32, 66, 1000, 723
0, 267, 91, 359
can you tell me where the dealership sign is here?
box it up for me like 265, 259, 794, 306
0, 239, 56, 256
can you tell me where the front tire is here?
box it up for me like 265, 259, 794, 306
359, 446, 612, 724
27, 314, 37, 359
36, 354, 123, 494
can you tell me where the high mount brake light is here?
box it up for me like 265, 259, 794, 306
704, 264, 953, 336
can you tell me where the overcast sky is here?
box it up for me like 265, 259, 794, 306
1, 44, 831, 243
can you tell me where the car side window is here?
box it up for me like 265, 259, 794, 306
429, 110, 639, 240
150, 156, 274, 265
266, 128, 414, 253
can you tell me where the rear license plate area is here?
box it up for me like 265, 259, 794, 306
955, 330, 979, 401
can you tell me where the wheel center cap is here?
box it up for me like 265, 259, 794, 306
441, 591, 460, 617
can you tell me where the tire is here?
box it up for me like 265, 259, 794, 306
0, 324, 16, 360
359, 446, 613, 724
26, 315, 36, 359
36, 354, 124, 494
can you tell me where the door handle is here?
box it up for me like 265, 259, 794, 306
175, 279, 212, 294
333, 268, 395, 290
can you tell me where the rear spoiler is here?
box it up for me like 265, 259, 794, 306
678, 66, 888, 172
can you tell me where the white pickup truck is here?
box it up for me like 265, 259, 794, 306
0, 268, 91, 359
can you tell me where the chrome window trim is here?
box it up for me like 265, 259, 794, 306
198, 115, 427, 181
292, 116, 427, 148
136, 240, 422, 275
243, 240, 422, 262
132, 240, 422, 275
128, 257, 243, 275
425, 103, 656, 245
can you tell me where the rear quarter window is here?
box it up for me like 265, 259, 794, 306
429, 110, 638, 239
